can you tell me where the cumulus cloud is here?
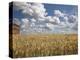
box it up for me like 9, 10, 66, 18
63, 16, 68, 22
37, 18, 46, 22
21, 18, 30, 29
13, 2, 78, 34
13, 18, 21, 25
14, 2, 47, 19
14, 2, 33, 16
52, 16, 60, 24
31, 3, 47, 19
22, 18, 29, 23
30, 22, 36, 27
64, 15, 78, 30
72, 22, 78, 31
68, 15, 77, 23
45, 16, 60, 25
46, 23, 54, 30
30, 18, 36, 22
54, 10, 64, 17
46, 16, 55, 23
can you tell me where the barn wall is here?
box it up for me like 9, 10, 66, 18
12, 24, 20, 34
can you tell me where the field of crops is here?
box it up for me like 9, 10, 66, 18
10, 34, 78, 58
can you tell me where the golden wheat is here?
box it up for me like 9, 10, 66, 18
11, 34, 78, 58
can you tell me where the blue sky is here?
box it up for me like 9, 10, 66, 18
13, 2, 78, 34
44, 4, 78, 16
13, 3, 78, 19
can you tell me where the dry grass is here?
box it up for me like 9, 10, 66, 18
10, 34, 78, 58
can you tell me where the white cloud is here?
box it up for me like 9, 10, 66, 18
54, 10, 64, 17
31, 3, 47, 18
21, 18, 30, 29
38, 18, 46, 22
45, 16, 60, 25
13, 18, 21, 25
39, 25, 45, 28
52, 16, 60, 24
13, 2, 77, 34
46, 16, 55, 23
14, 2, 47, 19
14, 2, 33, 16
46, 23, 54, 30
31, 18, 36, 22
22, 18, 29, 23
30, 22, 35, 27
70, 20, 78, 31
59, 22, 67, 28
72, 23, 78, 31
63, 16, 68, 22
21, 24, 25, 28
13, 2, 28, 10
68, 15, 77, 23
64, 15, 78, 30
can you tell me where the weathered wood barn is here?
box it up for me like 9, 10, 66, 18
9, 19, 20, 35
12, 23, 20, 34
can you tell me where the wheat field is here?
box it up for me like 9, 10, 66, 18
10, 34, 78, 58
